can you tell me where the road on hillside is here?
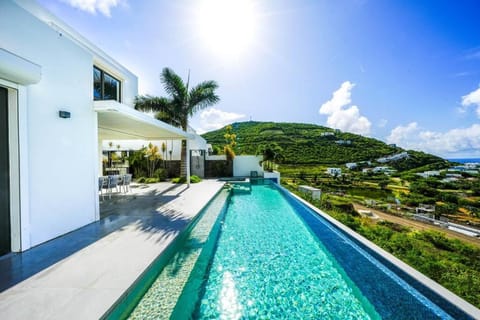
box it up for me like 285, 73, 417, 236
353, 203, 480, 248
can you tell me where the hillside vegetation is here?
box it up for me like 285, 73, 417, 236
202, 121, 443, 168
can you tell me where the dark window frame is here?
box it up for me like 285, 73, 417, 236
93, 66, 121, 102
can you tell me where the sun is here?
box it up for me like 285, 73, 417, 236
195, 0, 258, 60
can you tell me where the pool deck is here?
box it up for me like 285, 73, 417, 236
0, 180, 224, 320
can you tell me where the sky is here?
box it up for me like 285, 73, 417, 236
37, 0, 480, 158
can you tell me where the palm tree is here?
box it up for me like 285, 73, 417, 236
161, 142, 167, 168
256, 143, 284, 172
135, 68, 220, 177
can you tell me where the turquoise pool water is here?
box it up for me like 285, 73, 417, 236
196, 184, 379, 319
108, 182, 475, 319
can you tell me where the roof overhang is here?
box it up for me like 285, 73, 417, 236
0, 48, 41, 85
94, 100, 191, 140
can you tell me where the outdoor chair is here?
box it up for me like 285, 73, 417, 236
108, 175, 120, 197
99, 176, 109, 201
121, 174, 132, 193
119, 174, 132, 193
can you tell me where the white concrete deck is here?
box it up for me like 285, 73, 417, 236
0, 180, 224, 320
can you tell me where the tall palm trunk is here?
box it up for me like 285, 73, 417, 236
180, 141, 187, 177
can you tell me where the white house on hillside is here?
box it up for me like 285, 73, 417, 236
345, 162, 358, 170
0, 0, 193, 255
326, 168, 342, 176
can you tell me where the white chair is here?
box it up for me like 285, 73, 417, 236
121, 174, 132, 193
108, 175, 120, 198
99, 176, 109, 200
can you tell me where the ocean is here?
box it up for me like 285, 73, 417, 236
447, 158, 480, 164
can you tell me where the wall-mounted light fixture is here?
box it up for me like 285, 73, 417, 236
58, 110, 71, 119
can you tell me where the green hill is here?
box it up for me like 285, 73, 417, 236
201, 121, 445, 169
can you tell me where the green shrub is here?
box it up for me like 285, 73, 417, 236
136, 176, 160, 184
171, 175, 202, 184
154, 168, 167, 181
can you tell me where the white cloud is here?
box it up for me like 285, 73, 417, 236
461, 86, 480, 117
319, 81, 371, 135
319, 81, 354, 114
62, 0, 123, 17
386, 122, 419, 145
386, 122, 480, 157
197, 107, 245, 134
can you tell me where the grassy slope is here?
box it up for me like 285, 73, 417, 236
202, 121, 444, 168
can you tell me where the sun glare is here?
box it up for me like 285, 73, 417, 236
195, 0, 257, 60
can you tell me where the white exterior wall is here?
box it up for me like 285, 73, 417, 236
233, 155, 264, 177
0, 1, 138, 249
189, 134, 208, 151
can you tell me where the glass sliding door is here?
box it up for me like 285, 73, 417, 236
0, 86, 10, 255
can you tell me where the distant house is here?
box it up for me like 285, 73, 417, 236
465, 163, 480, 169
362, 168, 372, 174
345, 162, 357, 170
417, 170, 441, 178
320, 132, 335, 137
388, 143, 397, 148
335, 140, 352, 145
326, 167, 342, 176
376, 152, 409, 163
373, 166, 396, 174
448, 166, 467, 172
416, 204, 435, 216
446, 173, 463, 178
441, 177, 458, 183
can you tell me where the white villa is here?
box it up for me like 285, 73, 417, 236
0, 0, 199, 255
372, 166, 396, 174
417, 170, 441, 178
377, 152, 409, 163
326, 167, 342, 176
335, 140, 352, 145
345, 162, 358, 170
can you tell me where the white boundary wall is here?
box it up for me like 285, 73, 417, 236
233, 155, 263, 177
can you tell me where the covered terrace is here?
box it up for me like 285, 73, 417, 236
94, 100, 193, 211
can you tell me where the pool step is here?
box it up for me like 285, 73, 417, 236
127, 189, 229, 320
232, 181, 252, 194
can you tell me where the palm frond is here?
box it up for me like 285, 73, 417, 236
188, 80, 220, 115
134, 95, 171, 113
161, 68, 188, 103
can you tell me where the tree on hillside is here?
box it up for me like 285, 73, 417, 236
257, 143, 284, 172
135, 68, 220, 177
223, 125, 237, 161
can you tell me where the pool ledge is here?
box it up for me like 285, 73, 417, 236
283, 186, 480, 319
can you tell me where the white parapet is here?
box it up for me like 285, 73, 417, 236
264, 171, 281, 184
298, 185, 321, 200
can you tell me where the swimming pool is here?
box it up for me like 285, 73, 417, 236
105, 181, 478, 319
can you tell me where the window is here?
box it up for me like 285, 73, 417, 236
93, 66, 121, 102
